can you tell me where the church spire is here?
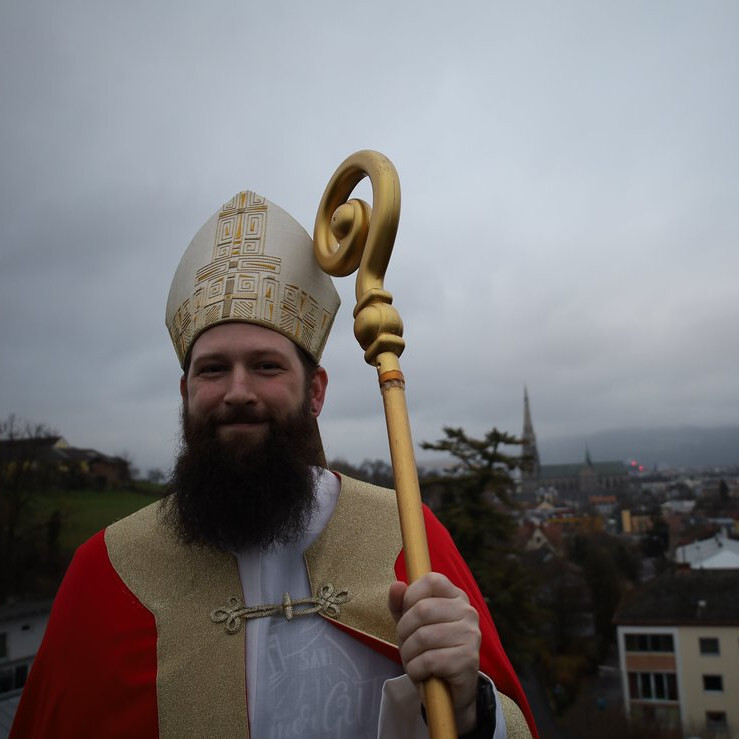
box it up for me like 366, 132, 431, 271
523, 386, 535, 441
522, 386, 540, 485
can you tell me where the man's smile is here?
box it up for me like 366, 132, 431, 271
217, 420, 268, 439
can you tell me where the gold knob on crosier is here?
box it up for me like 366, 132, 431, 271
314, 150, 457, 739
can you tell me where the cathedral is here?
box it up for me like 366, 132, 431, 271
520, 388, 628, 503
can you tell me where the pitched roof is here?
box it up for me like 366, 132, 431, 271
539, 463, 583, 478
0, 436, 67, 464
614, 570, 739, 626
674, 533, 739, 569
539, 461, 626, 479
590, 495, 617, 504
0, 598, 53, 621
0, 439, 127, 467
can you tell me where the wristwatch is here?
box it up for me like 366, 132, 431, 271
421, 676, 497, 738
459, 676, 497, 739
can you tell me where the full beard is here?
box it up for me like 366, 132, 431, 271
163, 399, 323, 552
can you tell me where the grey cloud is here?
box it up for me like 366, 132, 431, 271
1, 0, 737, 474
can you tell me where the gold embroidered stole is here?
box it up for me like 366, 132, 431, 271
106, 503, 247, 738
104, 475, 400, 738
105, 475, 532, 738
305, 475, 402, 646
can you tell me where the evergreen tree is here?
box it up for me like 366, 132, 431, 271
568, 532, 641, 659
421, 426, 543, 667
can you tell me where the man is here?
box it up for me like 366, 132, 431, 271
11, 191, 537, 738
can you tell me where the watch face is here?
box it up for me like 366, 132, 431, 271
473, 677, 497, 738
479, 676, 496, 712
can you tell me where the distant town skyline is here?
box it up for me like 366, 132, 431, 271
1, 1, 737, 474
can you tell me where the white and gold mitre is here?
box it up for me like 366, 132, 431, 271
166, 190, 340, 366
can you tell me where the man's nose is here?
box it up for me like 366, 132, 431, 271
223, 368, 257, 405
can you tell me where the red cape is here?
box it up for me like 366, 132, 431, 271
398, 507, 537, 737
11, 506, 537, 738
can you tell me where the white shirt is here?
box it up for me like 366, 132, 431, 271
235, 469, 506, 738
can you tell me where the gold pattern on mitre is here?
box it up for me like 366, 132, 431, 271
166, 190, 341, 366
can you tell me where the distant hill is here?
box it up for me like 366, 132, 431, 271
538, 426, 739, 469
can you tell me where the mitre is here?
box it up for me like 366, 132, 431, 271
166, 190, 340, 366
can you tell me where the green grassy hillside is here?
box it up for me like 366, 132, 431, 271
3, 485, 165, 601
37, 485, 164, 555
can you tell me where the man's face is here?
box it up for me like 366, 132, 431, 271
181, 322, 327, 446
166, 321, 329, 551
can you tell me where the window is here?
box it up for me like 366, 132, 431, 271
703, 674, 723, 692
14, 664, 28, 689
625, 633, 674, 653
628, 672, 678, 701
654, 673, 677, 700
639, 672, 651, 698
0, 668, 12, 694
706, 712, 727, 732
699, 637, 720, 656
0, 661, 31, 696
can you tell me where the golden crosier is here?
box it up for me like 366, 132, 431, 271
313, 150, 405, 369
314, 151, 457, 739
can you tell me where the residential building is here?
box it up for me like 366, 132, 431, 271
0, 435, 129, 490
621, 509, 654, 535
0, 600, 52, 734
615, 570, 739, 736
0, 601, 50, 696
589, 495, 618, 517
674, 532, 739, 570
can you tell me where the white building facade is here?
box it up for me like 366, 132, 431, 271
615, 571, 739, 737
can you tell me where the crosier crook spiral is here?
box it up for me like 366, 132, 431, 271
314, 150, 457, 739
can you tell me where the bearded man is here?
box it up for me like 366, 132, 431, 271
11, 191, 537, 738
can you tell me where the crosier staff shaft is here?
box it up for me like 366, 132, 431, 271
314, 150, 457, 739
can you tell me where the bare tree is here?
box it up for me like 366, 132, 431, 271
0, 415, 61, 601
146, 468, 165, 485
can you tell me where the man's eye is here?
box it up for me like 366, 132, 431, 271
199, 364, 226, 375
256, 362, 281, 372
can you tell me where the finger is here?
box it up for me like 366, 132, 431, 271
402, 643, 478, 688
395, 595, 477, 644
387, 581, 407, 625
398, 609, 481, 664
401, 572, 468, 611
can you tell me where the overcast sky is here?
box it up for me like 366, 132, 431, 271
1, 0, 737, 475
